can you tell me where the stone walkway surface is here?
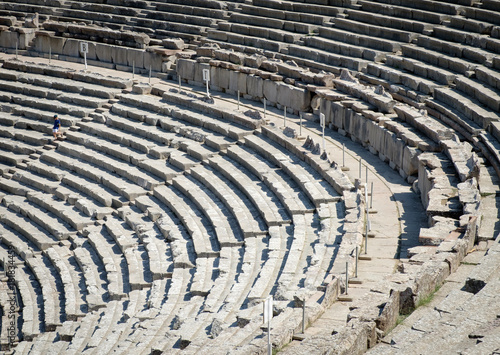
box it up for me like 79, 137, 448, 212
0, 53, 428, 351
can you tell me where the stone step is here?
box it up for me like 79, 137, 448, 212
0, 242, 41, 341
153, 185, 221, 258
135, 196, 197, 269
55, 140, 163, 191
0, 204, 59, 250
73, 239, 121, 305
208, 155, 291, 227
2, 194, 75, 241
345, 8, 436, 34
25, 255, 63, 331
87, 230, 131, 300
26, 192, 94, 232
45, 245, 87, 320
173, 174, 244, 247
119, 206, 174, 280
190, 164, 267, 237
357, 0, 448, 24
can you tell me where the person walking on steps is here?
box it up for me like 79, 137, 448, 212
53, 114, 62, 140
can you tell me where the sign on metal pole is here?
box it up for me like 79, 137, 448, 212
263, 295, 273, 324
320, 113, 325, 151
202, 68, 210, 97
80, 42, 89, 70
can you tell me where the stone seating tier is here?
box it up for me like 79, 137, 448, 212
154, 2, 228, 19
357, 0, 449, 24
372, 0, 464, 15
40, 149, 148, 202
208, 155, 291, 227
345, 9, 436, 34
239, 4, 336, 25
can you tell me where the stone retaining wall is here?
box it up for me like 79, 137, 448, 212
0, 27, 177, 72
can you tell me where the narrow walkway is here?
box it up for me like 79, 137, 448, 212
0, 53, 427, 349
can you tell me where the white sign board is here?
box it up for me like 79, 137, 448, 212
263, 295, 273, 324
202, 68, 210, 82
80, 42, 89, 54
320, 113, 325, 128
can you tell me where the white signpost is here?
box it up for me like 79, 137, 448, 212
320, 112, 326, 152
80, 42, 89, 70
263, 296, 273, 355
202, 68, 210, 97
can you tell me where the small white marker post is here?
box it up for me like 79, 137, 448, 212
283, 106, 287, 127
301, 299, 306, 334
178, 75, 181, 90
202, 68, 210, 98
355, 246, 358, 278
345, 261, 349, 295
365, 184, 371, 232
263, 296, 273, 355
365, 220, 369, 254
149, 65, 152, 84
299, 112, 302, 137
132, 60, 135, 79
15, 42, 18, 60
80, 42, 88, 70
320, 113, 325, 152
370, 182, 374, 209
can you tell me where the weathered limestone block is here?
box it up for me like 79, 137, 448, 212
443, 139, 478, 182
333, 101, 350, 131
276, 61, 304, 80
457, 178, 480, 215
111, 45, 128, 65
263, 79, 279, 104
413, 260, 451, 306
246, 74, 263, 98
209, 66, 227, 91
329, 320, 377, 354
176, 58, 196, 82
465, 243, 500, 293
365, 119, 384, 154
144, 50, 164, 72
402, 145, 420, 177
127, 48, 145, 69
32, 34, 65, 55
0, 16, 16, 26
277, 82, 311, 111
228, 70, 247, 94
419, 216, 460, 246
244, 54, 266, 68
163, 38, 185, 50
394, 105, 454, 143
348, 292, 389, 323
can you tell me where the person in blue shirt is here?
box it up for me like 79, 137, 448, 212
53, 114, 62, 139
